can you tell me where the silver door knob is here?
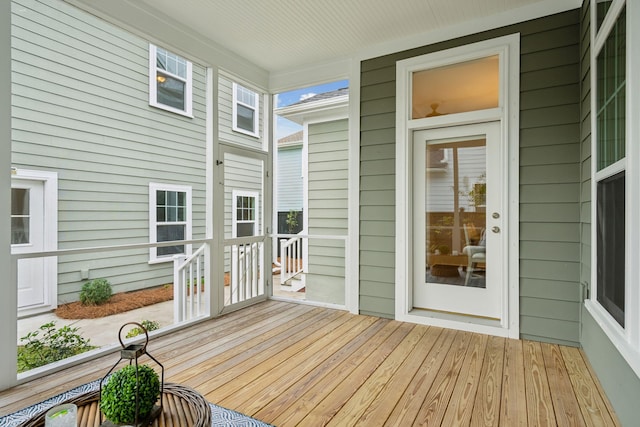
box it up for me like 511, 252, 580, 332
492, 226, 500, 233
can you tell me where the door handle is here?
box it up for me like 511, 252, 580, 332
491, 226, 500, 233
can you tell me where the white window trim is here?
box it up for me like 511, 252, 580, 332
232, 189, 259, 238
394, 34, 520, 338
586, 0, 640, 378
148, 44, 193, 117
232, 82, 260, 138
149, 182, 192, 263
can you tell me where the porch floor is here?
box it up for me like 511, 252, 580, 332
1, 301, 620, 426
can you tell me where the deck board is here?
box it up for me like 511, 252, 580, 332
0, 301, 621, 426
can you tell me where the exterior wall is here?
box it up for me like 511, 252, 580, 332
306, 119, 348, 305
11, 0, 207, 301
277, 145, 303, 212
359, 10, 584, 345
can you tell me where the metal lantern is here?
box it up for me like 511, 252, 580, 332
99, 322, 164, 426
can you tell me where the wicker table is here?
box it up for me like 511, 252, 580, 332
22, 383, 211, 427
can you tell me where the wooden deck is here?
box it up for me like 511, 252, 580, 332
0, 300, 620, 426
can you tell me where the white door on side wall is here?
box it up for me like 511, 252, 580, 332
413, 122, 504, 320
11, 171, 58, 316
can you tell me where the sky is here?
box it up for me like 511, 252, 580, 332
275, 79, 348, 140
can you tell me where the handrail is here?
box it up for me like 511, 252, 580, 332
173, 244, 208, 323
280, 232, 304, 284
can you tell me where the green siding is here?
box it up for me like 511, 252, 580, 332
359, 10, 584, 340
11, 0, 207, 300
306, 120, 348, 305
277, 146, 303, 211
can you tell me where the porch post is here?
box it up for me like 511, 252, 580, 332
0, 0, 18, 390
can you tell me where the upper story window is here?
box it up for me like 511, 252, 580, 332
149, 44, 193, 117
233, 83, 259, 137
149, 183, 192, 263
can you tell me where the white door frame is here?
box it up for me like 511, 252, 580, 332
394, 34, 520, 338
11, 168, 58, 317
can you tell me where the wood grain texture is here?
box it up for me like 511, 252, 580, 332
0, 301, 620, 426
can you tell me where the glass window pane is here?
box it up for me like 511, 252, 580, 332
167, 191, 177, 206
596, 0, 613, 31
156, 190, 166, 205
412, 55, 499, 119
156, 207, 165, 222
157, 73, 185, 111
237, 104, 255, 132
597, 171, 625, 327
11, 217, 29, 245
11, 188, 29, 215
157, 225, 185, 256
596, 8, 625, 170
236, 222, 254, 237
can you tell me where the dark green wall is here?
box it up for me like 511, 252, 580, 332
359, 10, 584, 345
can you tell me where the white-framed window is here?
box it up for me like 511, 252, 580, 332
232, 82, 259, 137
585, 0, 640, 377
232, 190, 258, 237
149, 183, 192, 263
149, 44, 193, 116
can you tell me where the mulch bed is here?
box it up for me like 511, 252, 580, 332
55, 285, 174, 319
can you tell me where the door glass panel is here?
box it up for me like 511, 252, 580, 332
425, 139, 486, 288
11, 188, 30, 245
412, 55, 499, 119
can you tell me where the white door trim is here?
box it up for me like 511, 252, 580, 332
12, 168, 58, 317
394, 34, 520, 338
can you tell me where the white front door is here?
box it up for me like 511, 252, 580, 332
12, 179, 46, 309
12, 171, 58, 316
413, 122, 504, 319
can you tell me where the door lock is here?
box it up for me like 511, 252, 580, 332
492, 226, 500, 233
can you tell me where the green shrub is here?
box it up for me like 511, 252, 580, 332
79, 278, 112, 305
17, 321, 95, 373
101, 364, 160, 424
126, 320, 160, 338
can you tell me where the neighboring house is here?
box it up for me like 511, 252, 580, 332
276, 88, 349, 305
2, 1, 640, 425
276, 130, 303, 235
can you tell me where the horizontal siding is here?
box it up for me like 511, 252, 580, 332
218, 73, 265, 150
11, 0, 207, 300
359, 9, 583, 339
277, 146, 303, 211
306, 120, 348, 305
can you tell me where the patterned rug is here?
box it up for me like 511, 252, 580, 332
0, 379, 273, 427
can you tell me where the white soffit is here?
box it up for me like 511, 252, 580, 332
66, 0, 580, 83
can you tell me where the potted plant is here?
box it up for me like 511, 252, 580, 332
100, 364, 160, 425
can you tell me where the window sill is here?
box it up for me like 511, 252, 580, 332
149, 102, 194, 118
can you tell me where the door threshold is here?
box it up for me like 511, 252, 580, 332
401, 308, 511, 337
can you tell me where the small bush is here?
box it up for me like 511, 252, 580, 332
101, 364, 160, 424
79, 278, 112, 305
126, 320, 160, 338
17, 321, 95, 373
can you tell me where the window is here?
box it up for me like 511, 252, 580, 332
232, 190, 258, 237
232, 82, 259, 137
149, 183, 192, 262
11, 188, 29, 245
593, 5, 626, 327
149, 44, 193, 116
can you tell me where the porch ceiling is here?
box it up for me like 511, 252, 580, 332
66, 0, 579, 78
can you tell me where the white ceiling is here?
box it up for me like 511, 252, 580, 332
67, 0, 579, 83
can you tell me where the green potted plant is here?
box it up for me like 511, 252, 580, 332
100, 364, 160, 425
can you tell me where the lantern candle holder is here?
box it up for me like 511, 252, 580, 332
99, 322, 164, 426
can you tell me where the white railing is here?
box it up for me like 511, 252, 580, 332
173, 244, 207, 323
280, 233, 304, 284
228, 239, 264, 305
